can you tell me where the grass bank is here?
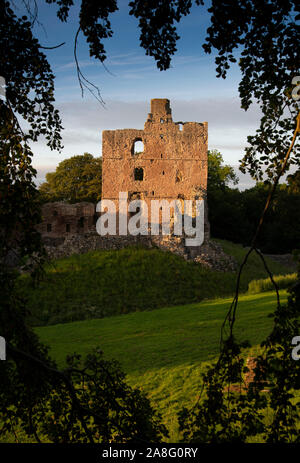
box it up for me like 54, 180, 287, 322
18, 240, 289, 326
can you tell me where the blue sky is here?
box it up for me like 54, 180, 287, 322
16, 0, 267, 188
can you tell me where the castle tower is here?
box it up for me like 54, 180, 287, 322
101, 99, 209, 254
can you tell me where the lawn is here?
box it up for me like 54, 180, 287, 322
36, 290, 289, 441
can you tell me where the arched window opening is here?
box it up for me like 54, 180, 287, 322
78, 217, 84, 228
132, 139, 144, 155
66, 224, 71, 232
47, 223, 52, 232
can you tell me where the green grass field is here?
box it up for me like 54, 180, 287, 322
5, 241, 296, 442
35, 290, 289, 441
17, 239, 290, 326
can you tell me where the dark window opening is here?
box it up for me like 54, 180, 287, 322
162, 171, 165, 175
78, 217, 84, 228
66, 224, 70, 232
152, 191, 154, 195
53, 210, 58, 216
134, 167, 144, 181
161, 153, 163, 159
47, 223, 52, 232
160, 134, 164, 139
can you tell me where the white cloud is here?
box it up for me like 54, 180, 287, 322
32, 96, 264, 178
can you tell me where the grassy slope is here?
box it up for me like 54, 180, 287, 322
36, 290, 288, 441
18, 240, 290, 326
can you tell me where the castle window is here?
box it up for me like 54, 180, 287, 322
152, 191, 154, 195
66, 224, 70, 232
161, 153, 163, 159
178, 123, 183, 131
162, 171, 165, 175
160, 118, 164, 124
78, 217, 84, 228
160, 134, 164, 139
134, 167, 144, 181
53, 210, 58, 216
47, 223, 52, 232
132, 138, 144, 155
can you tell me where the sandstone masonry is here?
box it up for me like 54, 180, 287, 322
101, 98, 210, 257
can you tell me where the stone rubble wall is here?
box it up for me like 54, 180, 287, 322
43, 232, 238, 272
193, 240, 238, 272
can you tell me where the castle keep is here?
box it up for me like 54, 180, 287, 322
101, 98, 209, 251
38, 98, 219, 262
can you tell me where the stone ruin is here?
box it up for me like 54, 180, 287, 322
36, 201, 96, 245
101, 98, 210, 257
37, 99, 237, 271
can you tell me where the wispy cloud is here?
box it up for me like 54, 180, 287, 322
32, 96, 263, 175
56, 52, 151, 72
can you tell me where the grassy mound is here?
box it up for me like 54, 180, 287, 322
17, 240, 290, 326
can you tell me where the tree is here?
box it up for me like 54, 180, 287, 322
39, 153, 102, 203
207, 150, 239, 192
207, 150, 245, 244
286, 170, 300, 194
0, 2, 167, 443
1, 0, 299, 443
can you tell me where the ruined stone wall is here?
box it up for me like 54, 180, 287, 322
37, 202, 96, 238
102, 98, 209, 248
43, 232, 237, 272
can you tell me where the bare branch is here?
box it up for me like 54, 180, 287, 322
39, 42, 66, 50
74, 27, 106, 107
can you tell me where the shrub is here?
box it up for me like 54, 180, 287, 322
248, 273, 297, 294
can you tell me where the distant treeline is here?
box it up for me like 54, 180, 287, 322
208, 181, 300, 254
